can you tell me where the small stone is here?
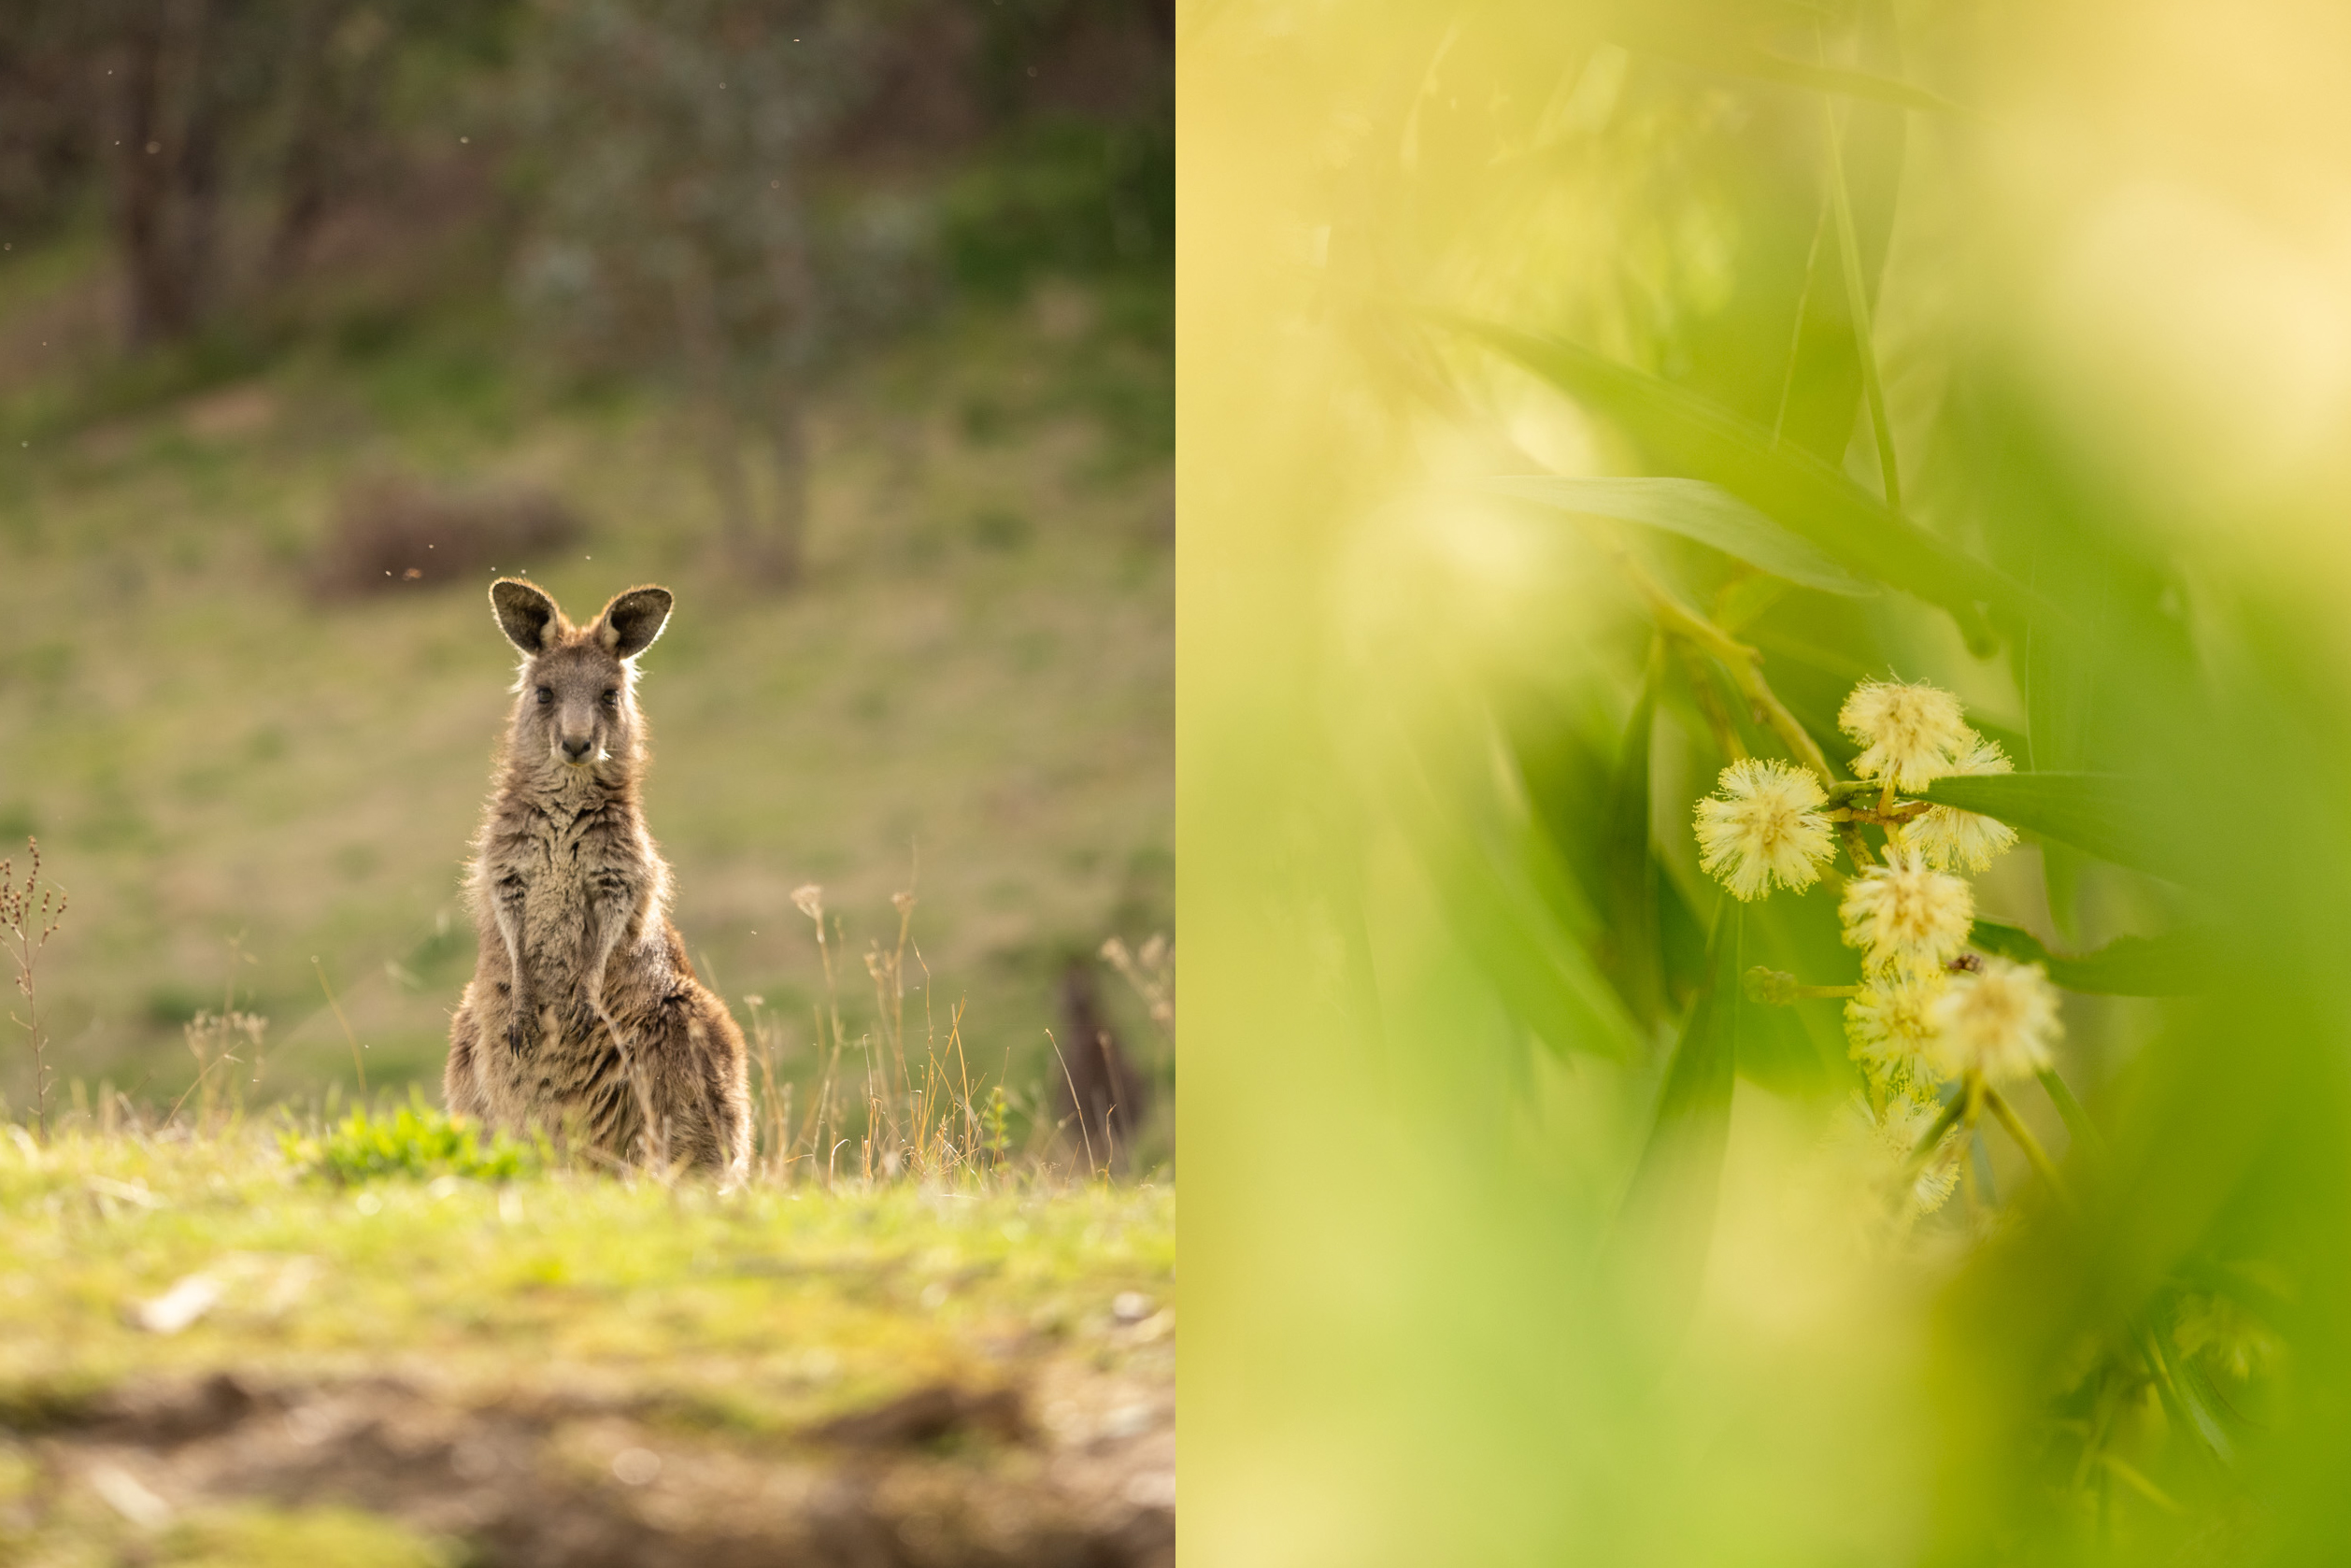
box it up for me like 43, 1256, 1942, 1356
1101, 1402, 1155, 1439
131, 1274, 221, 1335
88, 1463, 173, 1528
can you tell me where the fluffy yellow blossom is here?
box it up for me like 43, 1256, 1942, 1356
1826, 1092, 1960, 1233
1906, 735, 2020, 872
1874, 1093, 1962, 1216
1845, 972, 1947, 1085
1841, 679, 1974, 791
1927, 956, 2062, 1084
1693, 759, 1836, 901
1839, 848, 1973, 975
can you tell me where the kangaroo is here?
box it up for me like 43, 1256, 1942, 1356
443, 578, 750, 1176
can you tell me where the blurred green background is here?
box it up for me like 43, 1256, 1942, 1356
1186, 0, 2351, 1561
0, 0, 1172, 1135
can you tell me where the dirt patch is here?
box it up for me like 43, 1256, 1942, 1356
3, 1366, 1172, 1567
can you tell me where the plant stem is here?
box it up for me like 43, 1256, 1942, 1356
312, 957, 367, 1097
1984, 1080, 2078, 1219
2100, 1452, 2187, 1516
2037, 1066, 2106, 1164
1826, 801, 1931, 826
1609, 546, 1881, 874
1674, 637, 1748, 761
1902, 1087, 1970, 1180
1612, 549, 1831, 780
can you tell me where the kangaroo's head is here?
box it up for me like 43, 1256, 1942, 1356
490, 578, 673, 775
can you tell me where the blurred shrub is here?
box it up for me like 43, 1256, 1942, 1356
507, 0, 905, 585
943, 116, 1175, 303
306, 474, 581, 598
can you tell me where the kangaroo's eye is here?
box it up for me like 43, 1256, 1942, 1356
534, 686, 554, 705
601, 689, 619, 706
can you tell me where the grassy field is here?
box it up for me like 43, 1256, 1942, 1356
0, 1119, 1175, 1563
0, 260, 1173, 1137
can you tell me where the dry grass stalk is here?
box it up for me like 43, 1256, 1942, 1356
746, 885, 1076, 1190
1, 838, 68, 1138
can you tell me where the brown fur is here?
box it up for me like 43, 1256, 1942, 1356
443, 578, 750, 1176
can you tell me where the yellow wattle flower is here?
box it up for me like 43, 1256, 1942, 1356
1927, 955, 2063, 1085
1840, 679, 1975, 792
1845, 971, 1948, 1086
1908, 735, 2020, 873
1839, 848, 1973, 975
1693, 758, 1835, 902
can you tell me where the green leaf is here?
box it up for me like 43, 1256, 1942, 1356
1599, 650, 1667, 1025
1921, 772, 2183, 882
1738, 877, 1864, 1093
1733, 50, 1968, 118
1971, 919, 2208, 997
1477, 476, 1874, 596
1444, 317, 2055, 626
2142, 1314, 2236, 1465
1395, 707, 1642, 1062
1604, 901, 1740, 1335
1820, 81, 1902, 511
1769, 0, 1908, 465
1621, 903, 1739, 1225
1605, 9, 1968, 117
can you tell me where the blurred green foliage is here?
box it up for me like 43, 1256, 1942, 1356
945, 118, 1176, 302
1188, 0, 2351, 1561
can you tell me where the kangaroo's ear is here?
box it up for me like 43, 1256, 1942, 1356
492, 578, 563, 654
595, 585, 674, 660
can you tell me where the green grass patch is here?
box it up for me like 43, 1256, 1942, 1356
279, 1095, 546, 1186
159, 1505, 458, 1568
0, 1128, 1174, 1434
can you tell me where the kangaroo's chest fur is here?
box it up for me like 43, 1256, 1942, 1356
495, 784, 662, 1004
469, 773, 676, 1086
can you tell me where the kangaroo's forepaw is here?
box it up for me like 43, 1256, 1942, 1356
506, 1014, 535, 1055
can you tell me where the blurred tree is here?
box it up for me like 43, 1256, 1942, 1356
107, 0, 235, 346
514, 0, 1172, 585
268, 0, 388, 278
0, 0, 1166, 442
514, 0, 897, 588
0, 0, 508, 349
0, 6, 94, 237
266, 0, 515, 271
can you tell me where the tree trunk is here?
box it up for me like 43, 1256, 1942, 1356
174, 0, 223, 325
115, 12, 180, 347
111, 0, 222, 349
268, 0, 340, 278
668, 242, 764, 571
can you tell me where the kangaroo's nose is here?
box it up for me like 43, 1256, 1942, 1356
562, 735, 593, 762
